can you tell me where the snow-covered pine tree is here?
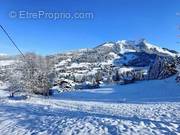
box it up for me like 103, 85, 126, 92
112, 70, 120, 82
175, 56, 180, 83
148, 56, 177, 80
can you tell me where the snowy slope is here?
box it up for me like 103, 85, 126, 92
0, 76, 180, 135
0, 97, 179, 135
96, 39, 178, 56
142, 42, 176, 56
53, 76, 180, 102
0, 60, 14, 66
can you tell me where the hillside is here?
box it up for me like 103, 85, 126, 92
50, 39, 179, 89
0, 76, 180, 135
0, 39, 180, 135
0, 39, 179, 90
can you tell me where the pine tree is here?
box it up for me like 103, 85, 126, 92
148, 56, 177, 80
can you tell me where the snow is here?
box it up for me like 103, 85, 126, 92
0, 76, 180, 135
101, 42, 114, 47
55, 58, 71, 67
116, 42, 137, 54
0, 81, 8, 89
87, 69, 98, 75
117, 66, 149, 74
119, 45, 136, 54
56, 76, 180, 102
0, 53, 8, 56
120, 53, 137, 64
109, 52, 119, 58
100, 60, 114, 65
116, 39, 177, 56
144, 42, 176, 57
118, 67, 135, 73
0, 60, 14, 66
68, 62, 90, 69
116, 40, 136, 46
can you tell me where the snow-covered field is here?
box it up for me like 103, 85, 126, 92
0, 76, 180, 135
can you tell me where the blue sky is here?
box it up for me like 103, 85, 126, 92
0, 0, 180, 55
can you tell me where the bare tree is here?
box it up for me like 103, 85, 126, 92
7, 53, 53, 96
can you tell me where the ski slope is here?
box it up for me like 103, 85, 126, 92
0, 76, 180, 135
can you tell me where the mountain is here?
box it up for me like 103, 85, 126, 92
67, 39, 178, 66
0, 39, 179, 87
95, 39, 177, 56
51, 39, 179, 87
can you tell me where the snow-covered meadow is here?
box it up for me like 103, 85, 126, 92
0, 76, 180, 135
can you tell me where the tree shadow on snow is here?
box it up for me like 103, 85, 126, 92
0, 103, 179, 135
